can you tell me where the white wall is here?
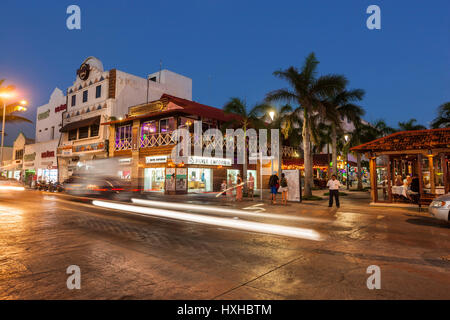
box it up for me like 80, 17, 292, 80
36, 88, 66, 143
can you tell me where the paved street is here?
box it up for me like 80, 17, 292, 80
0, 190, 449, 299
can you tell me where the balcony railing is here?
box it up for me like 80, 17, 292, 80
115, 138, 132, 151
114, 131, 299, 158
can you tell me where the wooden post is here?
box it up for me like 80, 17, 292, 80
417, 153, 424, 195
369, 157, 377, 202
428, 154, 435, 194
443, 154, 449, 194
387, 156, 392, 202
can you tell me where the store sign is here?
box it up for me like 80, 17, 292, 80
24, 152, 36, 161
60, 147, 73, 156
55, 104, 67, 113
41, 151, 55, 158
129, 100, 166, 117
187, 156, 232, 166
145, 156, 168, 164
74, 142, 105, 153
38, 109, 50, 120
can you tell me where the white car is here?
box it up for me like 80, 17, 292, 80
428, 193, 450, 222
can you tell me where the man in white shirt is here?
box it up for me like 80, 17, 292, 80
327, 174, 341, 208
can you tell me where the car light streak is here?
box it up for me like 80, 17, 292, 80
93, 200, 322, 241
131, 198, 328, 223
0, 186, 25, 191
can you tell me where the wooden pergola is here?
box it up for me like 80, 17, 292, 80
351, 128, 450, 204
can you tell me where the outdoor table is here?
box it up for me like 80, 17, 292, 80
392, 186, 407, 198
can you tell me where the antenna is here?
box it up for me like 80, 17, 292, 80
159, 59, 162, 83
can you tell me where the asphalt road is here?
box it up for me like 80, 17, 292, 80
0, 190, 449, 299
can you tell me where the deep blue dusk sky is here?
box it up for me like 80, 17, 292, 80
1, 0, 449, 145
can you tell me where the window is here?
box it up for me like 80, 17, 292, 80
51, 126, 55, 140
95, 85, 101, 98
15, 149, 24, 160
68, 129, 77, 141
78, 126, 89, 139
159, 118, 175, 133
149, 76, 157, 82
71, 95, 76, 107
116, 125, 132, 141
82, 90, 88, 103
141, 121, 157, 139
90, 124, 99, 137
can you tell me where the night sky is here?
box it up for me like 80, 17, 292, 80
0, 0, 448, 145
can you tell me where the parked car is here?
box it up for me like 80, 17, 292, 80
62, 174, 133, 201
428, 193, 450, 222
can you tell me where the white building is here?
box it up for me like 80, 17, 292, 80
23, 88, 66, 183
57, 56, 192, 182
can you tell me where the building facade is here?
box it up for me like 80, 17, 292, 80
57, 56, 192, 182
22, 88, 66, 184
103, 94, 258, 194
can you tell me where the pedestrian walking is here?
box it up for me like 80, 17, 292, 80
220, 180, 227, 199
327, 174, 341, 208
279, 173, 288, 205
236, 174, 243, 201
248, 172, 255, 200
268, 171, 279, 204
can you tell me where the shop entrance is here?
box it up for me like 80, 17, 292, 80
188, 168, 212, 192
144, 168, 165, 192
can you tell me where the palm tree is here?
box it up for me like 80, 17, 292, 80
266, 52, 347, 197
431, 102, 450, 128
323, 88, 365, 178
372, 119, 395, 137
397, 118, 426, 131
223, 97, 269, 194
346, 122, 379, 190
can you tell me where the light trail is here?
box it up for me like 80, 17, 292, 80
93, 200, 322, 241
131, 198, 329, 223
0, 186, 25, 191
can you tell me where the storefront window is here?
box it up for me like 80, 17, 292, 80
37, 168, 58, 182
159, 118, 176, 133
227, 169, 240, 184
141, 121, 157, 139
116, 125, 132, 142
188, 168, 212, 192
144, 168, 165, 192
434, 156, 445, 194
376, 155, 389, 201
421, 156, 431, 193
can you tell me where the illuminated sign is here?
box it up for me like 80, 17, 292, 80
24, 152, 36, 161
187, 156, 232, 166
145, 155, 168, 164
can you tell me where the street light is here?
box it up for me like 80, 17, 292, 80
269, 111, 275, 121
0, 94, 28, 166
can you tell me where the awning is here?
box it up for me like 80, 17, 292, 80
60, 116, 100, 132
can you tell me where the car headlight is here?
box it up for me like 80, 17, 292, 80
431, 201, 447, 207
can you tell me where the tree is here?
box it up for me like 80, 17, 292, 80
346, 122, 379, 190
223, 97, 269, 194
266, 53, 347, 197
397, 118, 426, 131
431, 102, 450, 128
323, 88, 365, 178
372, 119, 395, 137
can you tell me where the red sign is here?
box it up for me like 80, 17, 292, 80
41, 151, 55, 158
55, 104, 67, 113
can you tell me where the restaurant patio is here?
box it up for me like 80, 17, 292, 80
351, 128, 450, 205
